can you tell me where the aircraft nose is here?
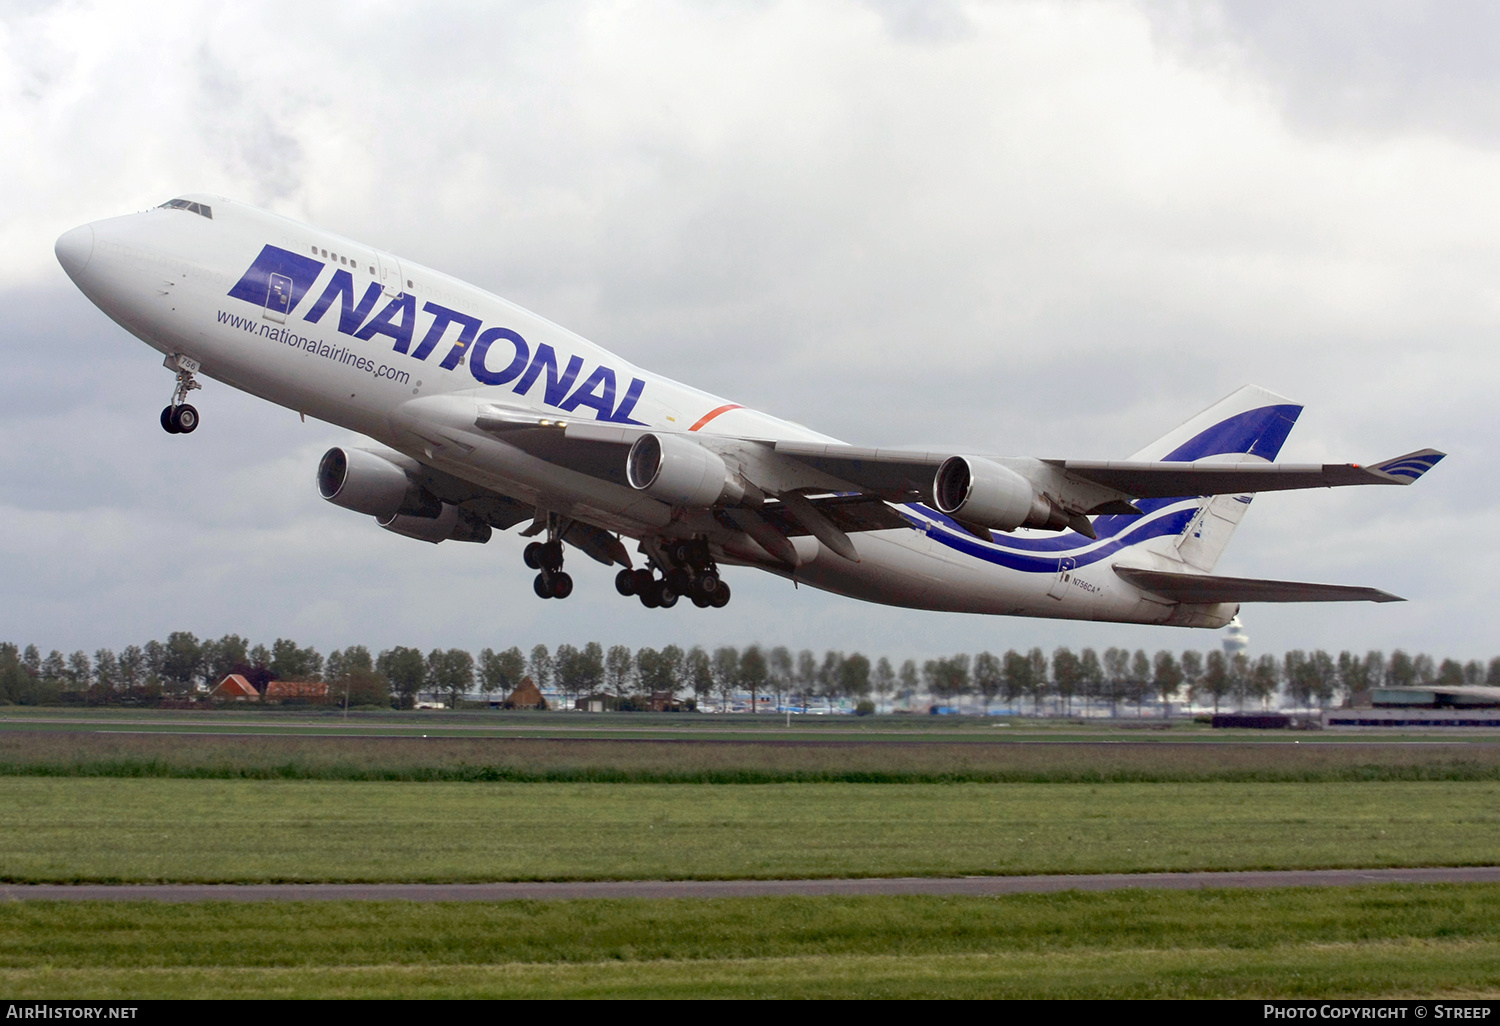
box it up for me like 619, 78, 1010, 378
55, 224, 95, 280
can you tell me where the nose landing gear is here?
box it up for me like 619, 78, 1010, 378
160, 354, 202, 435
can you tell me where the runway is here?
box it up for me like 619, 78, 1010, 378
4, 866, 1498, 901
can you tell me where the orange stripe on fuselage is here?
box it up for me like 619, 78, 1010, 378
688, 404, 743, 432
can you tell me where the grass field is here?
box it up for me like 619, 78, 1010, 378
2, 725, 1499, 783
1, 778, 1497, 882
4, 710, 1497, 998
3, 887, 1499, 998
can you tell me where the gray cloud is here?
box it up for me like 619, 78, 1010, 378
1145, 0, 1500, 145
1, 0, 1491, 664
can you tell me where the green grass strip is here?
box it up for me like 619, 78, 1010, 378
4, 731, 1500, 783
2, 887, 1499, 997
1, 779, 1497, 883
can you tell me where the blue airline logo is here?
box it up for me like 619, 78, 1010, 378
226, 245, 646, 423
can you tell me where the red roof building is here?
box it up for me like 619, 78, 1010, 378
210, 674, 260, 701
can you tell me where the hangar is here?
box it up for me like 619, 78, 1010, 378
1326, 684, 1500, 728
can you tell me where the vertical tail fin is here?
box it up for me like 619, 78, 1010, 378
1126, 385, 1303, 573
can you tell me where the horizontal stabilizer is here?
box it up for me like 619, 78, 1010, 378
1113, 566, 1404, 604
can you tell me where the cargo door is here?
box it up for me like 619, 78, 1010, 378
1047, 556, 1076, 600
262, 272, 292, 322
376, 251, 406, 298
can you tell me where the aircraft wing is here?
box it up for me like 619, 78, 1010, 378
771, 443, 1445, 498
473, 405, 1444, 519
1113, 566, 1404, 604
1043, 449, 1446, 498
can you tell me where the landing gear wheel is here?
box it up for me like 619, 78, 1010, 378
171, 404, 198, 433
539, 540, 564, 571
550, 572, 573, 599
160, 406, 181, 434
709, 581, 730, 608
533, 573, 552, 599
639, 586, 661, 609
654, 580, 678, 609
524, 542, 544, 570
691, 592, 712, 608
666, 566, 692, 595
689, 539, 711, 568
632, 569, 654, 593
695, 572, 721, 599
615, 568, 638, 596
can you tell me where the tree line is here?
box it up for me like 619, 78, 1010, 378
1, 634, 1495, 712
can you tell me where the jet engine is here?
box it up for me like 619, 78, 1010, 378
317, 447, 441, 520
933, 456, 1072, 532
626, 433, 751, 508
379, 504, 492, 545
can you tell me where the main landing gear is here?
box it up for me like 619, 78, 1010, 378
524, 538, 573, 599
160, 355, 202, 435
613, 538, 731, 610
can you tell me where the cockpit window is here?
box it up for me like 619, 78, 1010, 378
157, 198, 213, 220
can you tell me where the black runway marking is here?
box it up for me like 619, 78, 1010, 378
5, 866, 1500, 901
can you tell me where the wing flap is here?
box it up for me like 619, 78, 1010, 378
770, 442, 946, 500
1113, 566, 1403, 604
473, 408, 644, 486
754, 494, 912, 537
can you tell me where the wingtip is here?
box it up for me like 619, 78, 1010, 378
1369, 448, 1445, 484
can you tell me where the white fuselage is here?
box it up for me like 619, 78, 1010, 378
56, 196, 1230, 627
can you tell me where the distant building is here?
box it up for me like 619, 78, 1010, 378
1372, 684, 1500, 709
263, 680, 329, 703
1326, 684, 1500, 728
209, 674, 260, 701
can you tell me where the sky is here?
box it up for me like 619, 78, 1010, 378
1, 0, 1496, 665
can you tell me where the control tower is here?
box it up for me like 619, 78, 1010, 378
1223, 617, 1249, 658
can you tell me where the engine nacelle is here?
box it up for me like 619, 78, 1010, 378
626, 433, 748, 508
933, 456, 1065, 531
317, 447, 440, 520
378, 504, 492, 545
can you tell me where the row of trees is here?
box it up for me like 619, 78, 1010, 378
3, 633, 1497, 712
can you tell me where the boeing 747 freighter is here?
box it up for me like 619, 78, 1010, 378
54, 195, 1443, 625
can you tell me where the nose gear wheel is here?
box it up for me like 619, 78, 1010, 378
160, 355, 203, 434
